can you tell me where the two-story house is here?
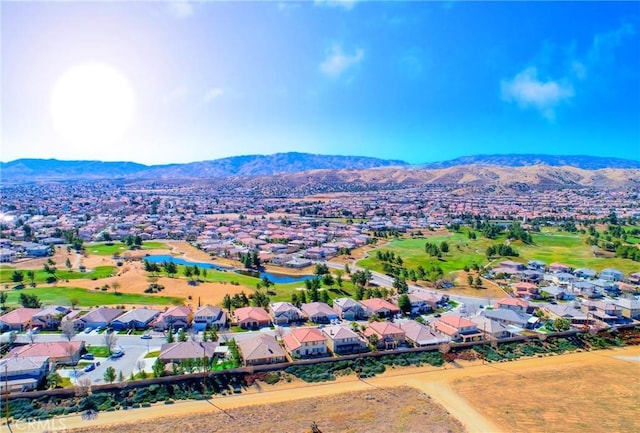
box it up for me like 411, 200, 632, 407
282, 327, 327, 358
321, 325, 365, 355
268, 302, 304, 326
332, 298, 367, 321
432, 315, 483, 343
192, 306, 227, 331
363, 321, 405, 350
152, 306, 193, 331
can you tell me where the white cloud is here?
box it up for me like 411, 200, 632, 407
314, 0, 359, 11
202, 87, 224, 103
320, 45, 364, 78
501, 67, 574, 120
166, 0, 194, 19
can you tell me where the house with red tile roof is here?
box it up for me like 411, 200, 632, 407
5, 341, 84, 366
0, 308, 41, 331
496, 297, 532, 313
233, 307, 271, 329
282, 327, 327, 358
359, 298, 400, 318
512, 282, 539, 299
432, 315, 483, 343
363, 321, 405, 350
159, 341, 218, 364
152, 306, 193, 331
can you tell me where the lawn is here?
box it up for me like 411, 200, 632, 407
86, 241, 169, 256
0, 266, 116, 284
145, 350, 161, 359
85, 346, 111, 357
2, 286, 182, 307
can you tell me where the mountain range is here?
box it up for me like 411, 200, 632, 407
1, 153, 639, 186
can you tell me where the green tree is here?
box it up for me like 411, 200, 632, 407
19, 293, 41, 308
474, 276, 483, 288
177, 328, 187, 342
11, 270, 24, 283
166, 327, 175, 343
397, 294, 412, 315
222, 294, 232, 311
47, 370, 63, 389
152, 358, 165, 378
0, 291, 7, 310
26, 270, 36, 287
118, 370, 125, 382
554, 317, 571, 332
440, 241, 449, 254
103, 366, 116, 383
467, 275, 473, 286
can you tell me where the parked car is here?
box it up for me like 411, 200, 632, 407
83, 363, 95, 372
140, 334, 152, 340
110, 350, 124, 359
80, 353, 95, 360
84, 327, 93, 334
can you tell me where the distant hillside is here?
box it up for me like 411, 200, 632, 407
207, 165, 640, 196
422, 154, 640, 170
0, 153, 408, 182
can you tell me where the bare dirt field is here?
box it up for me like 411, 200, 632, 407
68, 386, 463, 433
19, 346, 637, 433
450, 271, 509, 301
451, 350, 640, 433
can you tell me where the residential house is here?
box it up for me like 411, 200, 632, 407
192, 306, 227, 331
548, 262, 572, 273
0, 356, 49, 392
268, 302, 304, 326
359, 298, 400, 318
321, 325, 365, 355
520, 270, 543, 283
152, 306, 193, 331
333, 298, 367, 321
77, 307, 125, 330
527, 260, 545, 271
540, 285, 575, 301
483, 308, 538, 329
0, 249, 16, 263
600, 268, 624, 282
159, 341, 218, 364
233, 307, 271, 329
582, 301, 622, 325
551, 272, 578, 287
300, 302, 338, 324
5, 341, 84, 366
574, 268, 597, 279
407, 289, 449, 309
493, 260, 525, 275
546, 304, 594, 327
496, 297, 532, 313
31, 306, 71, 330
0, 308, 41, 331
399, 320, 449, 347
237, 334, 286, 366
512, 282, 539, 299
111, 308, 160, 331
614, 298, 640, 320
282, 327, 328, 358
470, 316, 512, 339
432, 315, 483, 343
363, 321, 405, 350
572, 281, 603, 299
629, 272, 640, 285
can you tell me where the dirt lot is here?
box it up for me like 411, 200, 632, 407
67, 386, 463, 433
451, 350, 640, 432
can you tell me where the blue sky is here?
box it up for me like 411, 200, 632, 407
2, 1, 639, 165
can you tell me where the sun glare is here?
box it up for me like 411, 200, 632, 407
50, 63, 134, 152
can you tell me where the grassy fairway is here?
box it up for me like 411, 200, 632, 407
358, 232, 494, 275
0, 266, 116, 284
2, 286, 182, 307
518, 231, 640, 274
358, 229, 640, 276
86, 241, 169, 256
